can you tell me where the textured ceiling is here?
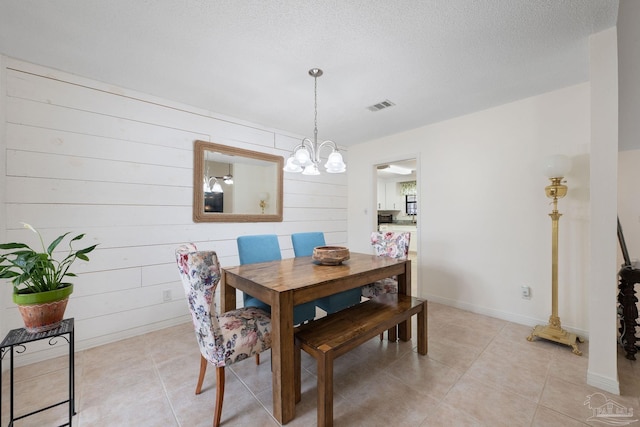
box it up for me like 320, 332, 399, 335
0, 0, 619, 146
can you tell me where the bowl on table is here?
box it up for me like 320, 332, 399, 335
312, 246, 350, 265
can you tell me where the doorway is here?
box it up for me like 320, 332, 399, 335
375, 158, 418, 296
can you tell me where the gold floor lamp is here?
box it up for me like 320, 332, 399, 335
527, 155, 583, 355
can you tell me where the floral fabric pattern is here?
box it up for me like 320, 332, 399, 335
175, 245, 271, 368
361, 232, 411, 298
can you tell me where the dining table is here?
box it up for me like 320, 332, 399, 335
221, 251, 412, 424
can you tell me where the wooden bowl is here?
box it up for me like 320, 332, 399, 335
312, 246, 350, 265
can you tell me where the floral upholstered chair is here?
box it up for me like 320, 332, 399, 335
175, 244, 272, 427
361, 231, 411, 341
361, 231, 411, 298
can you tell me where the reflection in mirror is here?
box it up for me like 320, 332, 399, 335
193, 140, 283, 222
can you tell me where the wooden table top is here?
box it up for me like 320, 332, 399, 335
223, 252, 406, 291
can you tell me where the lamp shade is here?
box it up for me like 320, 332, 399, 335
302, 164, 320, 176
325, 151, 346, 173
283, 156, 303, 173
542, 155, 571, 178
211, 181, 223, 193
294, 147, 312, 166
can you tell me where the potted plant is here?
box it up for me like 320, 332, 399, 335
0, 223, 97, 333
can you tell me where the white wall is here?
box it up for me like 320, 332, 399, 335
618, 0, 640, 152
349, 83, 591, 334
618, 149, 640, 262
348, 28, 622, 395
617, 0, 640, 260
0, 56, 7, 333
0, 57, 348, 364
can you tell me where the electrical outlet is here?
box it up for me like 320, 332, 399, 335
521, 285, 531, 299
162, 290, 171, 302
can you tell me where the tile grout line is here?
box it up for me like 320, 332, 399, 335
228, 361, 280, 426
151, 349, 182, 427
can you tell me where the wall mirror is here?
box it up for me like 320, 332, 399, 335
193, 140, 283, 222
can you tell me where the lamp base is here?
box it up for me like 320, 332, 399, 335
527, 324, 584, 355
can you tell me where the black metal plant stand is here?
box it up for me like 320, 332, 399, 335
1, 318, 75, 426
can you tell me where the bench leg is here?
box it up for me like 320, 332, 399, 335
380, 328, 397, 341
417, 301, 428, 355
317, 351, 334, 427
388, 325, 397, 342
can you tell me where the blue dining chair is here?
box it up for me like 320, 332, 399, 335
291, 231, 325, 257
291, 232, 361, 314
237, 234, 316, 325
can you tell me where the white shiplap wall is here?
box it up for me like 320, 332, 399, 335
0, 57, 347, 364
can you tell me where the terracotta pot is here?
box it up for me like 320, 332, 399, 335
13, 285, 73, 333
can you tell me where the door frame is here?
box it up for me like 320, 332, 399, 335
373, 155, 420, 297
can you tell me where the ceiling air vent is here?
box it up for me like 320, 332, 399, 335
367, 99, 395, 112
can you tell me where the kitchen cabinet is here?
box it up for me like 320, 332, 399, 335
377, 181, 403, 211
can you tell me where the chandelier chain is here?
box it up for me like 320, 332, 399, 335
314, 74, 318, 144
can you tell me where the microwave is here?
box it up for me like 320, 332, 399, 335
378, 213, 394, 223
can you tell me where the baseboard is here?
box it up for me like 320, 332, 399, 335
587, 371, 620, 395
0, 315, 190, 370
422, 293, 589, 339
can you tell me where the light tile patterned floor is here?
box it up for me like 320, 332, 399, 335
2, 302, 639, 426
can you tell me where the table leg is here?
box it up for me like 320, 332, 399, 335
271, 291, 296, 424
398, 260, 412, 341
221, 272, 237, 313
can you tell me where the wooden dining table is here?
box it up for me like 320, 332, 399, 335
221, 252, 412, 424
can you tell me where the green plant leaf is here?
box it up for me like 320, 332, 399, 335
77, 244, 97, 255
0, 243, 30, 250
0, 270, 20, 278
47, 232, 70, 255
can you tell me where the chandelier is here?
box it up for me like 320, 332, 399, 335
283, 68, 346, 175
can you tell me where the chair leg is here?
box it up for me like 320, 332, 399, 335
256, 354, 260, 365
294, 340, 301, 403
213, 367, 225, 427
196, 355, 208, 395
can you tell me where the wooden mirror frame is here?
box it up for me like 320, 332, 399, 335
193, 140, 284, 222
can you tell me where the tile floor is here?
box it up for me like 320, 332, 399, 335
2, 302, 640, 426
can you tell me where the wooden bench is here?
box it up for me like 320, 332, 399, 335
294, 293, 427, 426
